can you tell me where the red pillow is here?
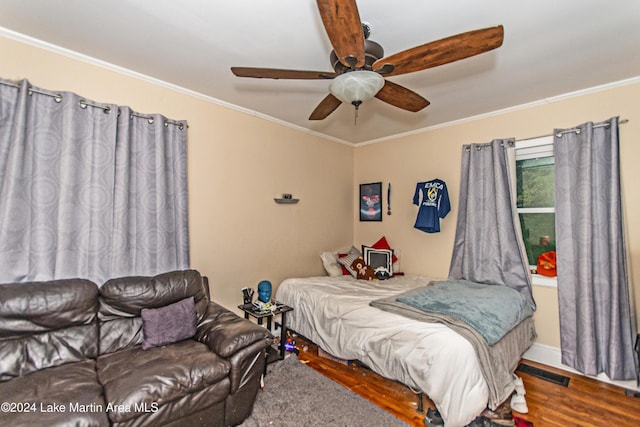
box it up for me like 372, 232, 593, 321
371, 236, 398, 264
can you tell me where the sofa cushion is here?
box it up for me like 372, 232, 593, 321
98, 270, 209, 354
0, 279, 99, 381
141, 296, 197, 349
0, 359, 109, 427
96, 340, 230, 424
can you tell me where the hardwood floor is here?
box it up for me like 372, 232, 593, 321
293, 335, 640, 427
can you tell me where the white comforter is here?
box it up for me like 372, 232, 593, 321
276, 275, 489, 427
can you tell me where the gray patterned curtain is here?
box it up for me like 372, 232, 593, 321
449, 139, 536, 310
110, 106, 190, 277
0, 79, 189, 284
554, 117, 637, 380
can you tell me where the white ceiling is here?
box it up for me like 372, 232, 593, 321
1, 0, 639, 145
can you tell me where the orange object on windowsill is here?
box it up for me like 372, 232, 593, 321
537, 251, 557, 277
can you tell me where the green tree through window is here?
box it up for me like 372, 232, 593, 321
515, 138, 555, 269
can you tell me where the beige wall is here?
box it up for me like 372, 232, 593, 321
1, 35, 355, 311
355, 82, 640, 348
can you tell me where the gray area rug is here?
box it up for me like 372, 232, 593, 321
240, 354, 409, 427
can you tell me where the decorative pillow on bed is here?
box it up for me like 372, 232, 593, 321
320, 251, 344, 277
362, 246, 394, 276
337, 253, 351, 275
141, 296, 197, 350
371, 236, 398, 264
337, 246, 362, 278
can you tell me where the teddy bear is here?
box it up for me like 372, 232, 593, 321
350, 256, 377, 281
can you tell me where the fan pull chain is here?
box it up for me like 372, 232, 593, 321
352, 100, 362, 125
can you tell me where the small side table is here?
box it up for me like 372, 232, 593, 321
238, 302, 293, 365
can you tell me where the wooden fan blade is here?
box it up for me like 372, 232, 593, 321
309, 94, 343, 120
375, 80, 430, 112
316, 0, 365, 68
373, 25, 504, 77
231, 67, 337, 80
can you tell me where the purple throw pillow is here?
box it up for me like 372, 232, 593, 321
141, 296, 197, 350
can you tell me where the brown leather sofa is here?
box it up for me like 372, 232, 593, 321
0, 269, 272, 427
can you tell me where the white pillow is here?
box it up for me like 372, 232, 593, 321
320, 251, 343, 277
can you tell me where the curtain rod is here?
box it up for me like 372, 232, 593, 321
516, 118, 629, 142
0, 80, 65, 103
0, 79, 186, 130
126, 111, 186, 130
0, 80, 20, 88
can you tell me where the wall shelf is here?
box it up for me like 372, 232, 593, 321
274, 198, 299, 204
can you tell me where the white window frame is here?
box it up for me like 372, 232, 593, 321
515, 136, 557, 288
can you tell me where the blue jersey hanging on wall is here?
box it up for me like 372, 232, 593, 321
413, 179, 451, 233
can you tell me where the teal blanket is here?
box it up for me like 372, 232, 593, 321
395, 279, 533, 345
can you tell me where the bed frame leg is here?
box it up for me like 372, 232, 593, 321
417, 392, 424, 413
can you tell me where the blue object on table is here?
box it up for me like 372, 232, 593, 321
257, 280, 272, 303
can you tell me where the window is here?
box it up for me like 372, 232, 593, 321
515, 136, 556, 286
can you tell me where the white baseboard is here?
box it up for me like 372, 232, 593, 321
522, 343, 639, 392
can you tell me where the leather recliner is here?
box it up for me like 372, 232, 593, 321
0, 269, 273, 427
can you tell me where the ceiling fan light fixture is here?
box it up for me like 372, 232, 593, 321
329, 70, 385, 106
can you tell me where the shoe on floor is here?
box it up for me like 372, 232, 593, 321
512, 374, 526, 396
481, 402, 515, 426
510, 393, 529, 414
424, 408, 444, 427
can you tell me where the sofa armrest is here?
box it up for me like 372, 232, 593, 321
195, 302, 272, 358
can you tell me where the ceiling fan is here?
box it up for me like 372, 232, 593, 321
231, 0, 504, 121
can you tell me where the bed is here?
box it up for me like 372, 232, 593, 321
275, 275, 536, 427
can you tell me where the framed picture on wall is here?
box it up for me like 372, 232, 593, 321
359, 182, 382, 221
